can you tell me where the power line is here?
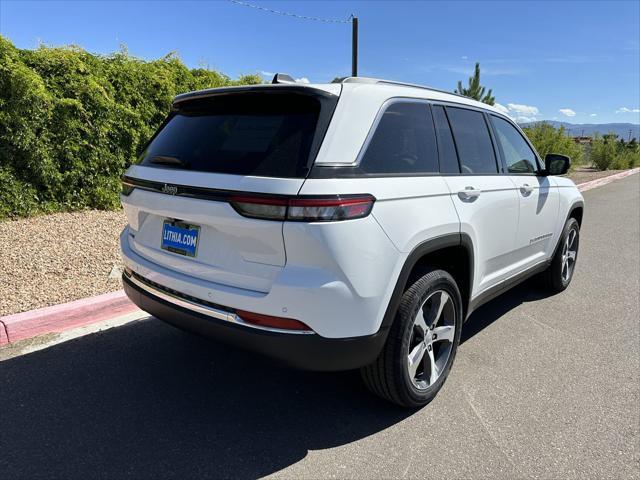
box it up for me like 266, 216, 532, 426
227, 0, 353, 24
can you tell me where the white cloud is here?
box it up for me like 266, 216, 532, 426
515, 116, 538, 123
461, 55, 468, 60
295, 77, 310, 84
494, 102, 540, 123
507, 103, 540, 116
589, 113, 597, 117
559, 108, 576, 117
260, 70, 275, 77
493, 103, 510, 115
615, 107, 640, 113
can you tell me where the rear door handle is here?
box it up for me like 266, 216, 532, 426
458, 186, 481, 201
520, 183, 534, 195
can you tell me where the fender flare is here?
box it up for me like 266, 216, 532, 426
379, 233, 474, 331
551, 200, 585, 259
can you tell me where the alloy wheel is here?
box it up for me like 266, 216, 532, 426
561, 228, 578, 283
407, 290, 456, 390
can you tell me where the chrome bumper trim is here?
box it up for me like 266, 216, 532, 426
125, 271, 315, 335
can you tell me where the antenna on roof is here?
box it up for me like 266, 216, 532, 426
271, 73, 297, 84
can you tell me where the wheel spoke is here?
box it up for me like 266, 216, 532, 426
568, 230, 577, 249
414, 309, 429, 337
567, 250, 576, 261
432, 325, 455, 343
426, 347, 438, 385
408, 342, 427, 379
428, 291, 450, 328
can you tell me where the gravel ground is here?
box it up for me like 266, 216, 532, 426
0, 167, 631, 317
0, 210, 127, 316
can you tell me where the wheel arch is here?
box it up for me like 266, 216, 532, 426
551, 200, 584, 259
380, 233, 474, 331
568, 201, 584, 227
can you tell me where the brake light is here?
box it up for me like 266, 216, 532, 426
236, 310, 313, 332
228, 195, 288, 220
229, 194, 375, 222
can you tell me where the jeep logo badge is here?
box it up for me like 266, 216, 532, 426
162, 184, 178, 195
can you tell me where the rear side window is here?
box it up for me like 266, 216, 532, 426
432, 105, 460, 173
140, 92, 326, 178
359, 102, 439, 174
446, 107, 498, 174
491, 115, 538, 174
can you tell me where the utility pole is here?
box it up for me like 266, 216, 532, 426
629, 129, 633, 142
351, 16, 358, 77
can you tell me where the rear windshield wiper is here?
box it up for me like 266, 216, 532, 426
149, 155, 189, 168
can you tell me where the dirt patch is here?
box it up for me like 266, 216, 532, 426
1, 210, 127, 316
567, 167, 626, 185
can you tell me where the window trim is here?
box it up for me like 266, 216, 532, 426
488, 113, 544, 175
431, 104, 461, 174
309, 97, 545, 179
352, 97, 440, 175
442, 105, 501, 175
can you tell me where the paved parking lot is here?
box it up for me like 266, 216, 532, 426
1, 175, 638, 479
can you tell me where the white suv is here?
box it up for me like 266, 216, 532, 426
120, 76, 584, 407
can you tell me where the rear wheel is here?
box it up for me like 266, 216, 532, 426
361, 269, 462, 408
542, 218, 580, 292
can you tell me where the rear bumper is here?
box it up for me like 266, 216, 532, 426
123, 273, 387, 371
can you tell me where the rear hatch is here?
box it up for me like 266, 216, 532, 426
121, 86, 339, 293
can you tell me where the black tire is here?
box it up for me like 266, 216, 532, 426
542, 217, 580, 292
361, 269, 463, 408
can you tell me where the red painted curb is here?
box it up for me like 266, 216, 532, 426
0, 320, 8, 346
577, 168, 639, 192
0, 290, 140, 344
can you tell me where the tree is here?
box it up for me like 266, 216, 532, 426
455, 62, 495, 105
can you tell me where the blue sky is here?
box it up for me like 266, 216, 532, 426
1, 0, 639, 124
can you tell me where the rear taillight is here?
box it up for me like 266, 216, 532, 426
228, 196, 288, 220
236, 310, 313, 332
230, 194, 375, 222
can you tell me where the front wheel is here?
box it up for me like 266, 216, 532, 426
361, 269, 463, 408
542, 217, 580, 292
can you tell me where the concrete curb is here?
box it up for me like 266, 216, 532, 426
0, 290, 139, 345
0, 320, 8, 346
577, 168, 640, 192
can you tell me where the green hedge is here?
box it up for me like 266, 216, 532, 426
0, 36, 261, 219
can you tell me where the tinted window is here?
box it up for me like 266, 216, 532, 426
140, 93, 322, 178
359, 102, 439, 174
432, 105, 460, 173
446, 107, 498, 174
491, 116, 538, 174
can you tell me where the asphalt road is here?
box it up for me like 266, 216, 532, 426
1, 175, 638, 479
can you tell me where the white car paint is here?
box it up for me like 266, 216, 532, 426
120, 77, 584, 342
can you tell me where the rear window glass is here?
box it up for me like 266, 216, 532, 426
140, 93, 322, 178
359, 102, 439, 174
446, 107, 498, 174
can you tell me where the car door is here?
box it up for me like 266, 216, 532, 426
489, 115, 560, 270
434, 105, 520, 298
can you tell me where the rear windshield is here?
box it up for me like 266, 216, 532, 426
140, 92, 330, 178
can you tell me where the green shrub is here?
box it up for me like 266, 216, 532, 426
0, 36, 261, 219
521, 122, 584, 167
590, 133, 639, 170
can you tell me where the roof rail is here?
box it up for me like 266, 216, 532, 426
336, 76, 470, 100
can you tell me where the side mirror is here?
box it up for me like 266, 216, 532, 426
543, 153, 571, 176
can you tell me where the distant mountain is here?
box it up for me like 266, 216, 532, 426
519, 121, 640, 140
